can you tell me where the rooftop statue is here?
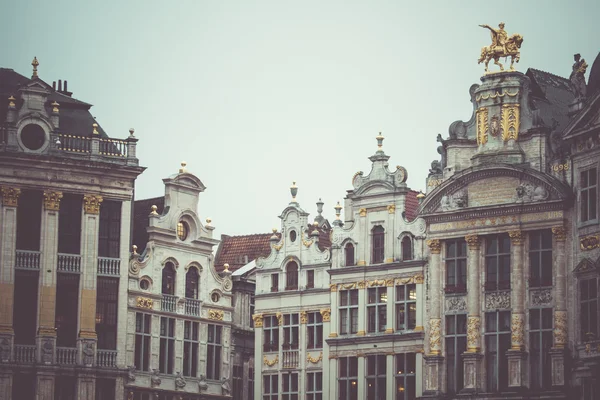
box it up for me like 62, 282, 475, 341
478, 22, 524, 72
570, 53, 588, 99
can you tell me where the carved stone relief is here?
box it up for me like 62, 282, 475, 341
445, 296, 467, 313
485, 291, 511, 310
82, 340, 95, 365
514, 183, 549, 203
441, 189, 468, 211
530, 289, 552, 306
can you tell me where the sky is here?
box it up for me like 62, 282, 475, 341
2, 1, 599, 239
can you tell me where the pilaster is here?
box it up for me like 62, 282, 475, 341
508, 231, 525, 351
551, 226, 567, 389
359, 210, 368, 265
386, 285, 394, 333
77, 373, 96, 400
460, 352, 484, 394
357, 288, 366, 336
36, 370, 55, 400
423, 355, 444, 396
357, 353, 365, 399
506, 350, 527, 390
386, 205, 395, 262
415, 283, 424, 331
465, 234, 481, 353
386, 353, 394, 399
116, 200, 132, 367
0, 372, 11, 400
328, 289, 338, 338
426, 239, 442, 355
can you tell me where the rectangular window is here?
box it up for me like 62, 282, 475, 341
58, 193, 82, 254
484, 311, 511, 392
95, 379, 116, 400
282, 372, 299, 400
307, 312, 323, 349
445, 314, 467, 393
263, 374, 278, 400
580, 277, 599, 340
396, 284, 416, 331
529, 230, 553, 288
159, 317, 175, 374
307, 270, 315, 289
96, 277, 118, 350
366, 354, 387, 400
338, 356, 358, 400
283, 313, 299, 350
372, 226, 385, 264
54, 376, 76, 400
271, 273, 279, 292
16, 189, 42, 251
529, 308, 553, 390
339, 289, 359, 335
13, 270, 39, 345
55, 273, 79, 347
367, 287, 387, 333
445, 239, 467, 293
12, 373, 35, 400
233, 365, 243, 399
485, 235, 511, 291
581, 168, 598, 222
135, 313, 151, 371
263, 315, 279, 352
395, 353, 417, 400
207, 324, 223, 380
98, 200, 122, 258
183, 321, 199, 377
249, 368, 255, 400
307, 371, 323, 400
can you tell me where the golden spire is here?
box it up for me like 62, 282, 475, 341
179, 161, 187, 173
31, 57, 39, 78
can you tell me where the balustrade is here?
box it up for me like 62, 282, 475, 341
15, 250, 41, 269
14, 345, 36, 363
184, 298, 201, 317
96, 350, 117, 367
161, 294, 178, 313
98, 257, 120, 275
56, 134, 91, 153
57, 253, 81, 273
56, 347, 78, 365
99, 138, 128, 157
282, 350, 299, 369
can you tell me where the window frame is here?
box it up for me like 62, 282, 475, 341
162, 262, 176, 295
445, 239, 467, 294
185, 267, 200, 299
367, 287, 387, 333
401, 236, 413, 261
338, 356, 358, 400
395, 284, 417, 332
207, 324, 223, 380
484, 311, 511, 392
263, 316, 279, 353
445, 314, 467, 394
528, 230, 553, 288
183, 321, 199, 377
306, 269, 315, 289
580, 276, 599, 341
366, 354, 387, 400
484, 234, 511, 291
98, 199, 121, 258
580, 167, 598, 223
345, 242, 355, 267
306, 312, 323, 350
159, 317, 175, 374
529, 308, 553, 390
285, 261, 299, 291
282, 313, 300, 350
395, 353, 417, 400
339, 289, 359, 335
270, 273, 279, 293
371, 225, 385, 264
96, 276, 119, 350
262, 374, 278, 400
13, 269, 39, 345
306, 371, 323, 400
134, 312, 151, 371
281, 372, 299, 400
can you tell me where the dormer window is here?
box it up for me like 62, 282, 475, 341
162, 262, 176, 295
345, 243, 355, 267
401, 236, 413, 261
372, 226, 385, 264
286, 262, 299, 291
185, 267, 199, 299
289, 230, 297, 243
177, 221, 189, 241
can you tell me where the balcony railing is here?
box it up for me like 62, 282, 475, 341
184, 298, 201, 317
96, 350, 117, 367
99, 138, 128, 157
57, 253, 81, 273
161, 294, 178, 313
282, 350, 299, 369
57, 134, 91, 153
14, 345, 36, 363
56, 347, 78, 365
98, 257, 120, 276
15, 250, 41, 269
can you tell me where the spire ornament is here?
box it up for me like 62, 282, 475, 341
31, 57, 39, 78
290, 182, 298, 201
477, 23, 523, 72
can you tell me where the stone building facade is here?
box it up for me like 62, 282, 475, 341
0, 60, 143, 400
126, 164, 234, 399
418, 52, 600, 400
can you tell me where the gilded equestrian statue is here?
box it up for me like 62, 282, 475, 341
478, 22, 524, 72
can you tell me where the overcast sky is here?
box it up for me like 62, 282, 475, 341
2, 1, 599, 239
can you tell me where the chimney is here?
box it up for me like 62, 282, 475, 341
52, 81, 56, 90
58, 80, 62, 91
57, 79, 73, 97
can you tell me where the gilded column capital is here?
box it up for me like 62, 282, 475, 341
83, 194, 103, 214
252, 313, 263, 328
508, 230, 524, 245
43, 191, 63, 211
1, 187, 21, 207
426, 239, 442, 254
510, 313, 525, 350
465, 234, 480, 250
276, 312, 283, 326
428, 318, 442, 355
553, 310, 567, 348
300, 311, 308, 324
466, 316, 481, 352
319, 308, 331, 322
551, 226, 567, 242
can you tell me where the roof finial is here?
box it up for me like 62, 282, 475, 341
290, 181, 298, 201
376, 132, 384, 151
316, 198, 324, 216
334, 201, 342, 220
179, 161, 187, 173
31, 57, 39, 79
92, 123, 99, 135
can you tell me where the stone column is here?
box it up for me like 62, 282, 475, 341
462, 234, 484, 393
385, 284, 394, 334
77, 372, 96, 400
385, 205, 395, 262
0, 187, 20, 363
415, 282, 424, 332
328, 286, 338, 338
357, 353, 365, 399
252, 314, 263, 400
37, 191, 63, 365
507, 230, 526, 389
357, 287, 366, 336
386, 353, 394, 399
424, 239, 443, 395
36, 370, 56, 400
550, 226, 567, 387
358, 209, 368, 266
116, 200, 131, 368
328, 355, 338, 399
78, 194, 103, 366
0, 372, 12, 400
114, 376, 125, 400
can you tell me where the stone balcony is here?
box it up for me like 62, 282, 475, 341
15, 250, 41, 270
57, 253, 81, 273
9, 343, 119, 368
98, 257, 120, 276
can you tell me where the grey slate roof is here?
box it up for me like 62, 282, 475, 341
526, 68, 576, 134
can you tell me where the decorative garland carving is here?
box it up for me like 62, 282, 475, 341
428, 318, 442, 355
359, 208, 367, 217
510, 313, 525, 350
136, 297, 153, 309
387, 204, 396, 214
43, 191, 63, 211
475, 89, 519, 101
272, 239, 284, 252
83, 194, 103, 214
445, 296, 467, 313
208, 310, 224, 321
1, 187, 21, 207
252, 313, 264, 328
330, 274, 424, 292
530, 289, 552, 306
300, 311, 308, 324
485, 291, 511, 310
580, 234, 600, 251
276, 313, 283, 326
501, 104, 520, 142
306, 352, 323, 364
465, 234, 480, 250
476, 107, 489, 145
554, 310, 567, 348
302, 236, 313, 248
466, 316, 481, 352
263, 355, 278, 367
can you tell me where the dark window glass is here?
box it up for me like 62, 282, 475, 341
54, 376, 76, 400
162, 262, 176, 295
396, 353, 417, 400
401, 236, 413, 261
485, 311, 511, 391
55, 273, 79, 346
306, 270, 315, 289
159, 317, 175, 374
372, 226, 385, 264
366, 354, 386, 400
134, 313, 151, 371
263, 374, 278, 400
96, 277, 118, 349
12, 373, 36, 400
183, 321, 199, 377
286, 262, 298, 290
581, 168, 598, 222
16, 189, 42, 251
445, 239, 467, 293
283, 313, 300, 350
529, 230, 553, 288
345, 243, 355, 266
340, 290, 359, 335
485, 235, 511, 291
58, 194, 82, 254
263, 316, 279, 352
396, 284, 417, 331
207, 324, 222, 380
98, 200, 121, 258
580, 277, 599, 341
13, 270, 39, 344
445, 314, 467, 393
282, 372, 298, 400
338, 357, 358, 400
95, 379, 116, 400
367, 287, 387, 333
185, 267, 199, 299
529, 308, 553, 390
306, 371, 323, 400
307, 312, 323, 349
271, 273, 279, 292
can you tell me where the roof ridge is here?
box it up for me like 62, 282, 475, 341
528, 68, 569, 82
223, 232, 273, 239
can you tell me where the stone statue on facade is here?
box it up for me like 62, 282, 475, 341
478, 22, 524, 72
570, 53, 588, 99
151, 369, 161, 387
42, 339, 54, 364
82, 340, 95, 365
221, 377, 232, 396
174, 372, 186, 389
428, 160, 443, 176
198, 375, 208, 392
127, 365, 136, 382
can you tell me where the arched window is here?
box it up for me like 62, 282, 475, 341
185, 267, 199, 299
162, 262, 176, 295
345, 243, 355, 267
401, 236, 413, 261
372, 226, 385, 264
286, 262, 299, 291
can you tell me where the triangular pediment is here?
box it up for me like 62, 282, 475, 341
563, 91, 600, 138
419, 164, 571, 215
573, 258, 598, 275
19, 78, 53, 94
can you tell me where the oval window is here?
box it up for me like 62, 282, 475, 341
139, 279, 150, 290
177, 221, 189, 241
211, 292, 220, 303
289, 230, 297, 242
20, 123, 46, 150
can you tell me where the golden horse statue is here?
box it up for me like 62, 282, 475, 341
478, 23, 524, 72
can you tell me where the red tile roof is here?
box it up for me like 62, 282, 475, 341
404, 190, 420, 221
214, 233, 278, 272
